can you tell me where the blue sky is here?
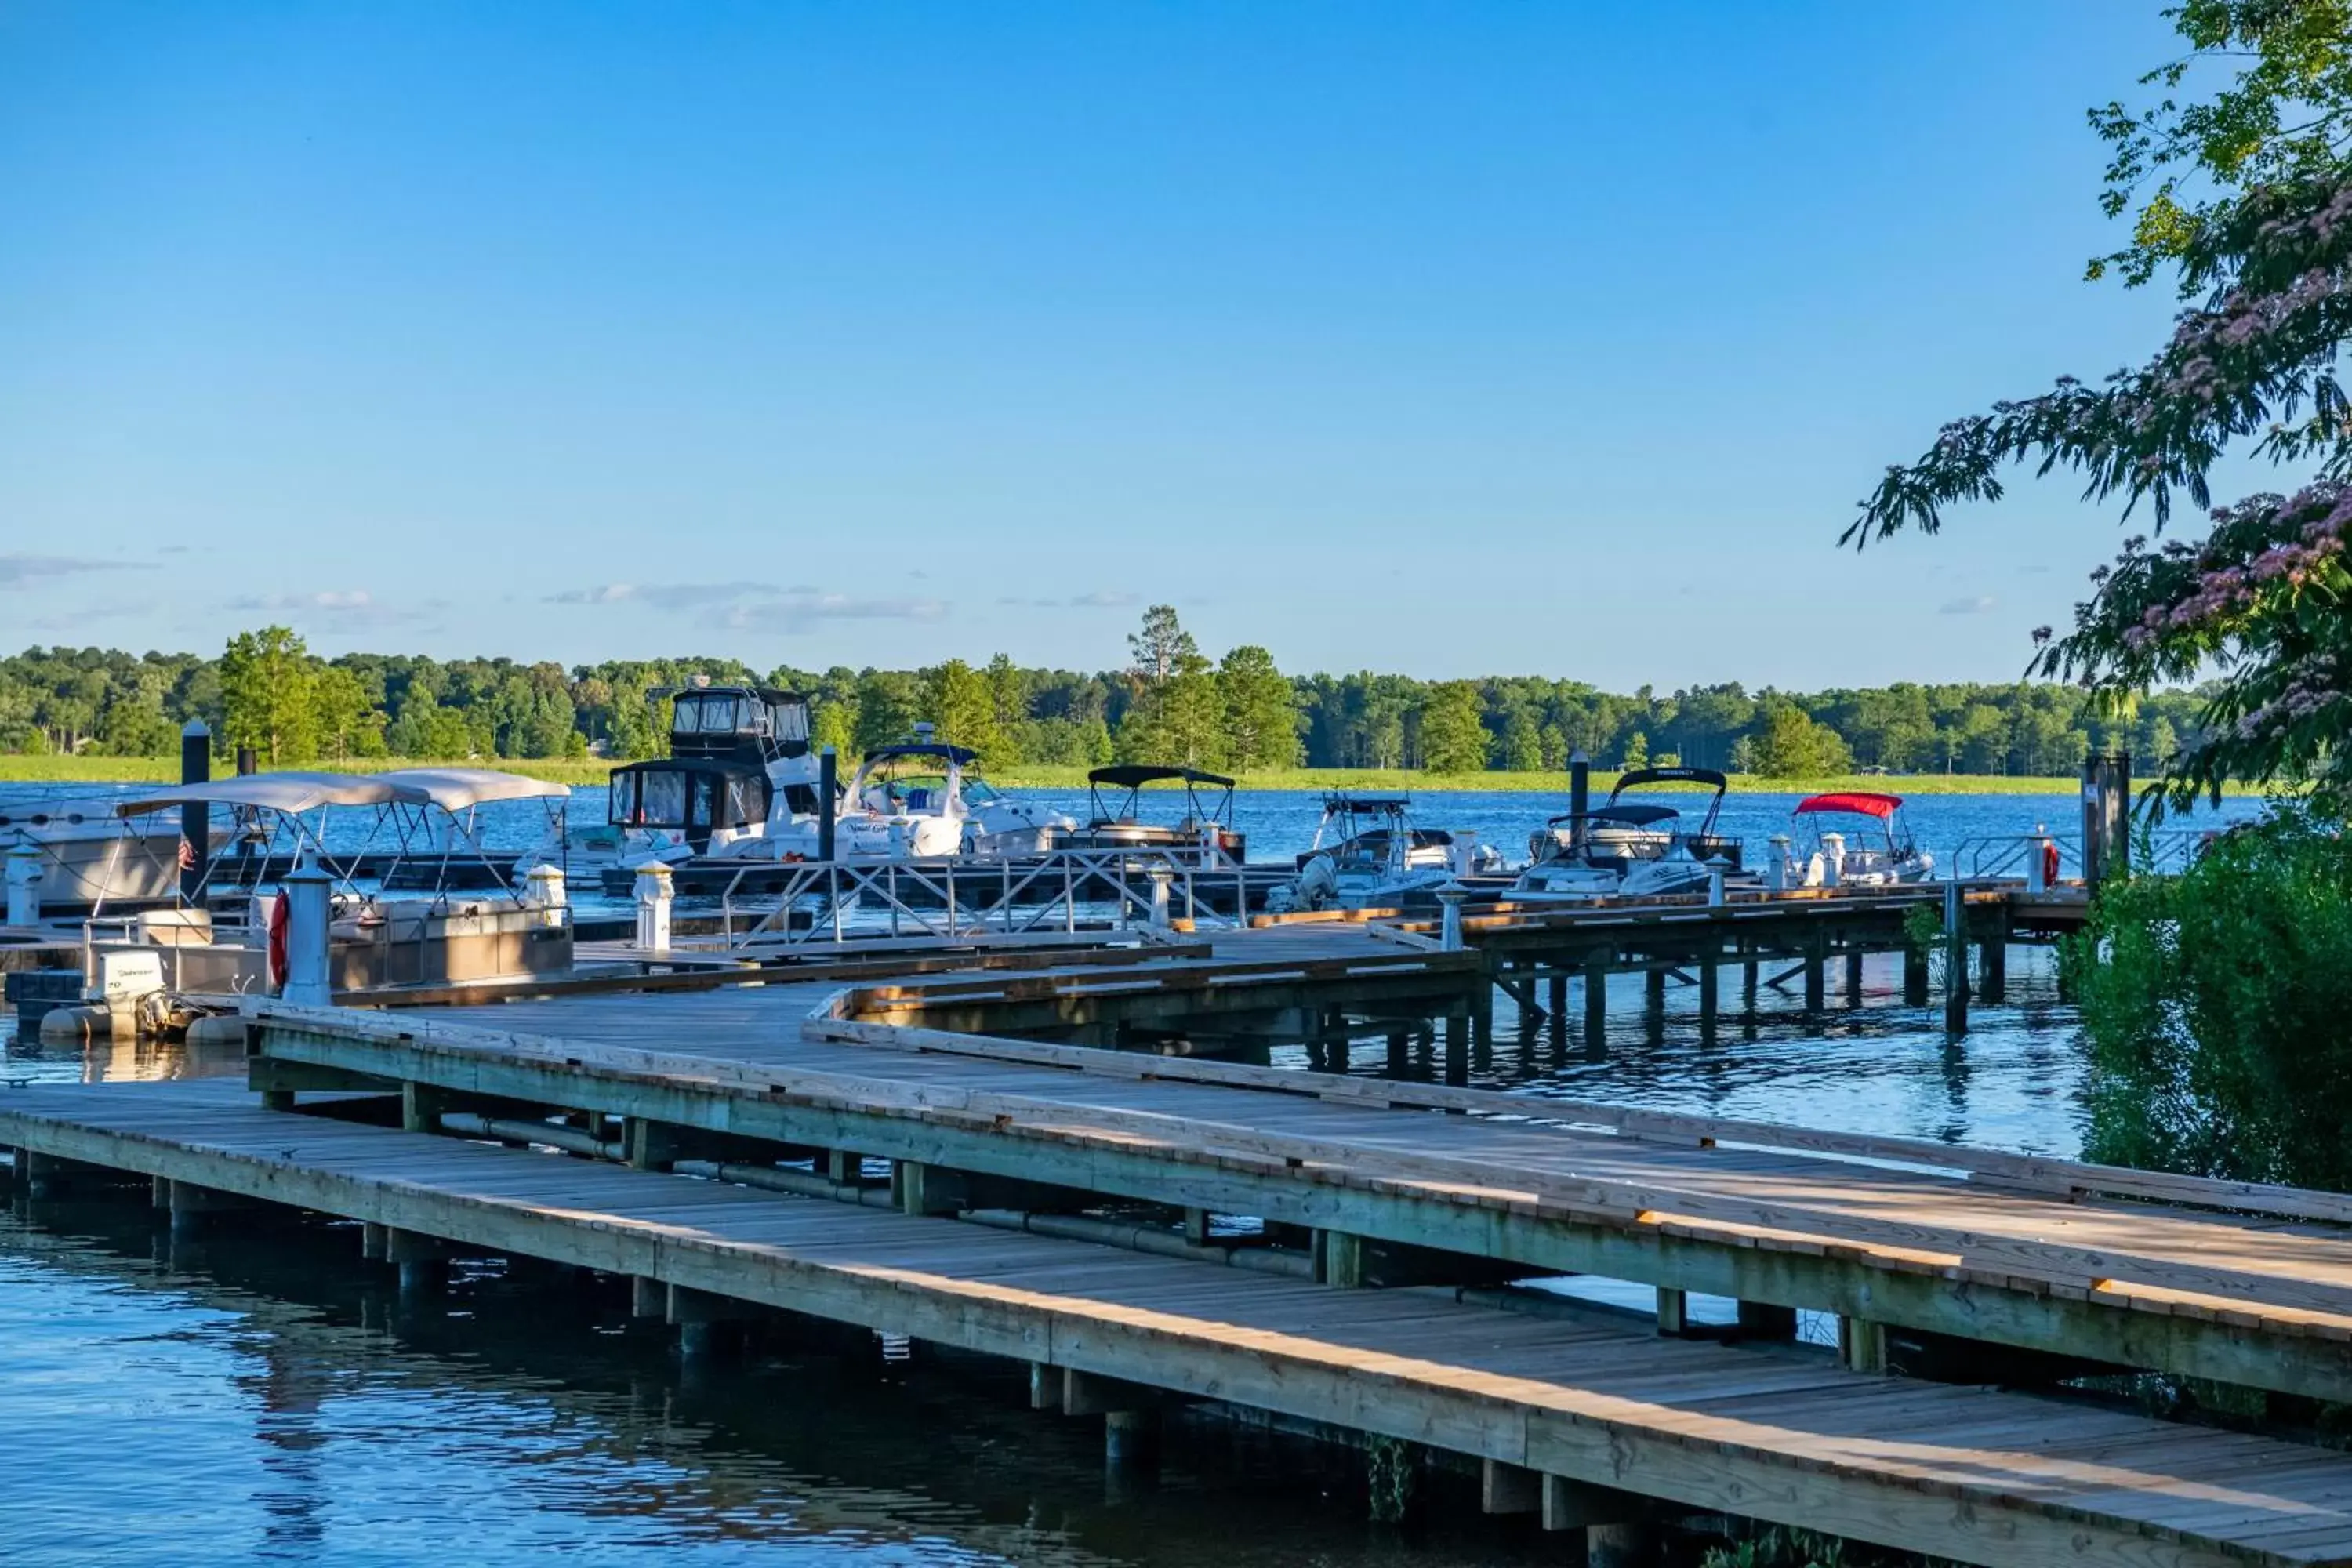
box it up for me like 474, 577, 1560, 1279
0, 2, 2223, 688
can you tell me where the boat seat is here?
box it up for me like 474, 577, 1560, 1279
136, 909, 214, 947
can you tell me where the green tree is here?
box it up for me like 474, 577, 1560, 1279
925, 658, 1002, 762
218, 626, 319, 766
1417, 681, 1489, 774
310, 664, 385, 760
1620, 731, 1650, 771
1499, 710, 1543, 772
1852, 0, 2352, 811
1749, 703, 1853, 779
1218, 644, 1299, 771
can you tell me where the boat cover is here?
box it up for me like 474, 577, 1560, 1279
372, 768, 570, 810
113, 771, 422, 816
1794, 791, 1904, 818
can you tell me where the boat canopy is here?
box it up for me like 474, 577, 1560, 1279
114, 771, 419, 816
1324, 795, 1410, 813
1794, 791, 1904, 818
1549, 804, 1680, 829
1612, 767, 1729, 793
370, 768, 570, 811
1088, 764, 1236, 790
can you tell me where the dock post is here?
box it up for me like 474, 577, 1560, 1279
279, 862, 333, 1007
1643, 967, 1666, 1018
1582, 955, 1607, 1051
1587, 1520, 1656, 1568
1697, 963, 1719, 1042
625, 1117, 678, 1172
400, 1082, 447, 1135
1385, 1029, 1410, 1078
818, 746, 837, 863
1979, 906, 2010, 1003
633, 862, 674, 953
1313, 1230, 1365, 1287
1481, 1460, 1541, 1515
630, 1276, 664, 1319
168, 1180, 245, 1239
1736, 1299, 1798, 1341
1944, 878, 1970, 1035
1028, 1361, 1062, 1410
1903, 942, 1929, 1006
1740, 957, 1758, 1012
1543, 1476, 1644, 1536
668, 1286, 750, 1362
385, 1229, 447, 1305
1104, 1408, 1160, 1475
1802, 936, 1826, 1011
1842, 1316, 1889, 1374
360, 1221, 388, 1260
179, 720, 210, 900
1655, 1287, 1687, 1337
1440, 1010, 1468, 1086
1436, 882, 1469, 951
1844, 949, 1864, 1007
894, 1160, 964, 1216
1547, 972, 1567, 1020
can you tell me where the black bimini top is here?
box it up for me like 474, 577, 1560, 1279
1608, 767, 1728, 797
1548, 804, 1680, 828
1088, 764, 1236, 790
862, 743, 978, 767
1324, 795, 1411, 813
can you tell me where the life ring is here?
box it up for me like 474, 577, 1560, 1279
2041, 840, 2061, 885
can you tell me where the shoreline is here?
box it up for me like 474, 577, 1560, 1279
0, 755, 2227, 797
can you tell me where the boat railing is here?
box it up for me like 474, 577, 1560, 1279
1947, 826, 2218, 884
710, 844, 1253, 950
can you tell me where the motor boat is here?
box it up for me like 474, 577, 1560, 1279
1790, 792, 1934, 887
1270, 794, 1500, 913
1512, 767, 1748, 904
809, 733, 1074, 859
551, 684, 822, 879
0, 795, 181, 912
1065, 764, 1246, 862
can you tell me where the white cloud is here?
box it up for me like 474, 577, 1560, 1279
0, 554, 150, 588
225, 589, 445, 630
1938, 595, 1998, 615
547, 581, 948, 631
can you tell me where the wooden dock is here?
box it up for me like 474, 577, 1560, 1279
13, 1080, 2352, 1567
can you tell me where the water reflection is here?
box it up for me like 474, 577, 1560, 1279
0, 1203, 1547, 1567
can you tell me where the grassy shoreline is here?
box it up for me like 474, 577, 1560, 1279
0, 753, 2169, 796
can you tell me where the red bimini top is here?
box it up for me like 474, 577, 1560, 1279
1793, 791, 1902, 819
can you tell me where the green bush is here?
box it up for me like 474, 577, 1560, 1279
2068, 806, 2352, 1190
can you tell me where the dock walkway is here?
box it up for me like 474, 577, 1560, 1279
10, 1080, 2352, 1568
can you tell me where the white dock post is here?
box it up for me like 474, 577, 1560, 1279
2027, 824, 2052, 893
633, 861, 673, 952
1766, 833, 1791, 893
5, 844, 42, 927
1436, 882, 1469, 951
1146, 864, 1174, 929
522, 862, 567, 925
1704, 855, 1730, 908
1820, 830, 1846, 888
279, 862, 333, 1006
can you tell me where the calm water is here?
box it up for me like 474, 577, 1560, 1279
0, 782, 2261, 1562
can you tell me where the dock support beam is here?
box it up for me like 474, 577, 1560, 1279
626, 1117, 679, 1172
1582, 956, 1606, 1051
1697, 963, 1719, 1042
401, 1082, 448, 1135
1802, 937, 1826, 1011
1655, 1287, 1687, 1337
1441, 1011, 1468, 1087
1903, 944, 1929, 1006
894, 1160, 965, 1216
1482, 1459, 1541, 1515
385, 1227, 447, 1305
1844, 949, 1864, 1007
1314, 1229, 1365, 1288
1842, 1316, 1889, 1374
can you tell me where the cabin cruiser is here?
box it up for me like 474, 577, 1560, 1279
0, 795, 181, 911
1270, 794, 1500, 913
550, 684, 822, 880
1789, 792, 1933, 886
1512, 767, 1748, 903
1065, 764, 1247, 862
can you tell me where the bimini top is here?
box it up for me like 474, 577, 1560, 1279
1795, 791, 1904, 819
861, 743, 978, 767
114, 771, 416, 816
1322, 794, 1410, 813
1550, 803, 1681, 829
371, 768, 569, 811
1610, 766, 1729, 795
1088, 764, 1236, 791
114, 768, 567, 818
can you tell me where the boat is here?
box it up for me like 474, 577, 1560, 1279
557, 683, 822, 877
1512, 766, 1748, 903
0, 795, 182, 911
811, 731, 1074, 859
1789, 791, 1934, 886
1272, 794, 1499, 913
1067, 764, 1246, 862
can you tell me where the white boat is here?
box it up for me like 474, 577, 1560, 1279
1511, 767, 1748, 904
1272, 795, 1498, 913
551, 684, 822, 878
1789, 792, 1935, 887
778, 735, 1071, 860
0, 795, 183, 910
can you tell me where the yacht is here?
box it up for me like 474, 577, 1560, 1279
561, 683, 822, 877
1065, 764, 1246, 862
805, 731, 1073, 859
0, 794, 181, 912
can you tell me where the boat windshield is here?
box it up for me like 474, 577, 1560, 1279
673, 693, 760, 735
962, 777, 1003, 806
861, 771, 956, 815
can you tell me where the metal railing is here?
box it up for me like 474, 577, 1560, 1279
707, 844, 1258, 949
1948, 827, 2218, 884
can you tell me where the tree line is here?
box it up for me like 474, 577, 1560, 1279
0, 606, 2198, 778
